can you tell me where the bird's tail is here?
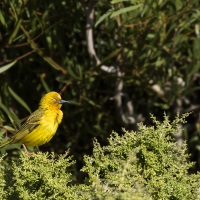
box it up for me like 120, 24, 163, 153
0, 139, 12, 148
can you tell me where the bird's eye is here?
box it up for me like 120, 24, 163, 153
53, 98, 57, 102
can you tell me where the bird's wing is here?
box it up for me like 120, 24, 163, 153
11, 108, 44, 144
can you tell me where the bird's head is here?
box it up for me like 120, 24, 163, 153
39, 91, 69, 110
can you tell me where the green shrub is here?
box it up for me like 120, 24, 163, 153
1, 152, 78, 200
82, 113, 200, 199
0, 114, 199, 199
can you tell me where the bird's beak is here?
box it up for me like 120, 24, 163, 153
58, 99, 69, 104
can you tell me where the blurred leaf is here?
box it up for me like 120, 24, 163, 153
42, 56, 65, 73
95, 9, 113, 27
9, 1, 19, 20
40, 76, 51, 92
190, 135, 199, 143
193, 37, 200, 60
0, 60, 17, 74
83, 97, 101, 108
174, 0, 183, 10
0, 125, 16, 140
68, 66, 82, 80
1, 125, 16, 132
66, 100, 81, 106
154, 102, 170, 110
8, 87, 31, 113
76, 65, 82, 79
196, 145, 200, 151
0, 12, 7, 28
9, 110, 21, 129
110, 4, 142, 18
100, 48, 122, 64
111, 0, 130, 3
0, 103, 15, 125
0, 129, 6, 137
8, 19, 22, 45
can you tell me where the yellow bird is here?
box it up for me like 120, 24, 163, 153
0, 91, 68, 149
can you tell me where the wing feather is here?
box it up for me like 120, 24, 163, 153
11, 109, 44, 143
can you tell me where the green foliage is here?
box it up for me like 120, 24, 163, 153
82, 113, 200, 199
1, 152, 79, 199
0, 114, 200, 199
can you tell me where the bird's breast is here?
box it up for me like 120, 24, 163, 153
20, 109, 63, 146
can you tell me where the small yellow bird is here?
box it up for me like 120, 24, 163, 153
0, 91, 68, 149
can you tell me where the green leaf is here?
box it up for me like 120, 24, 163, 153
111, 0, 130, 3
2, 125, 16, 132
8, 87, 32, 113
0, 60, 17, 74
174, 0, 183, 10
67, 66, 82, 80
95, 9, 113, 27
0, 12, 7, 28
83, 97, 100, 108
110, 4, 142, 18
8, 19, 22, 45
100, 48, 122, 64
196, 145, 200, 151
0, 103, 15, 125
9, 109, 21, 129
37, 49, 67, 74
40, 76, 51, 93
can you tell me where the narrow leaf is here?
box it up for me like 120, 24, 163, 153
40, 76, 51, 92
110, 4, 142, 18
68, 66, 82, 80
100, 48, 122, 64
0, 103, 15, 125
37, 49, 67, 74
8, 87, 32, 113
0, 60, 17, 74
0, 12, 7, 28
95, 9, 113, 27
111, 0, 130, 4
8, 19, 22, 45
83, 97, 100, 108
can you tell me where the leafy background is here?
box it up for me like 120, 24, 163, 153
0, 0, 200, 177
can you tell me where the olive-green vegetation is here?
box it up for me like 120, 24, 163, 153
0, 114, 200, 199
0, 0, 200, 198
